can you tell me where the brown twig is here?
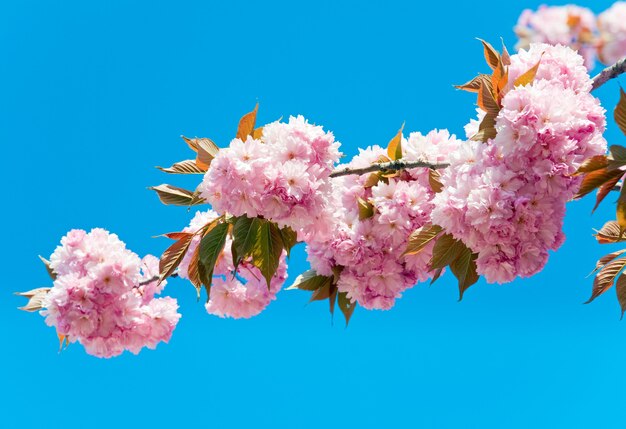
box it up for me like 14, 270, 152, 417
330, 160, 449, 178
591, 57, 626, 91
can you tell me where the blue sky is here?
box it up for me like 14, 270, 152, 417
1, 0, 625, 427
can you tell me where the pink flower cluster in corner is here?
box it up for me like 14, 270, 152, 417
515, 2, 626, 69
306, 130, 463, 310
199, 115, 342, 241
43, 228, 181, 358
432, 44, 607, 284
598, 2, 626, 64
178, 210, 287, 319
515, 5, 597, 69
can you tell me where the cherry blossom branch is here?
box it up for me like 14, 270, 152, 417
592, 57, 626, 91
137, 273, 177, 286
330, 160, 450, 178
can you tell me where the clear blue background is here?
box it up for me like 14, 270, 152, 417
1, 1, 625, 427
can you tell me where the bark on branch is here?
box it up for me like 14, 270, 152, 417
592, 57, 626, 91
330, 160, 450, 178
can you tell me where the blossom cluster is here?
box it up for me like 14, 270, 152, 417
199, 115, 342, 240
306, 130, 462, 310
515, 2, 626, 69
42, 228, 181, 358
432, 44, 607, 283
178, 210, 287, 319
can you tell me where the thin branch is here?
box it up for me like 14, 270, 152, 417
330, 160, 449, 178
137, 273, 177, 287
592, 57, 626, 91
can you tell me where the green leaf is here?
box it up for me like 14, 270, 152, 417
159, 232, 195, 282
329, 285, 338, 318
338, 292, 356, 326
404, 224, 443, 256
252, 220, 284, 288
430, 234, 465, 270
279, 226, 298, 256
310, 281, 332, 302
357, 197, 374, 220
232, 216, 262, 268
449, 247, 479, 300
157, 159, 206, 174
150, 184, 205, 206
286, 270, 333, 291
387, 123, 404, 161
614, 87, 626, 137
38, 255, 56, 280
198, 221, 229, 295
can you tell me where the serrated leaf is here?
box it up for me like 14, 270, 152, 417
478, 38, 500, 70
614, 88, 626, 137
198, 221, 230, 295
616, 273, 626, 318
232, 216, 262, 268
157, 159, 206, 174
159, 233, 195, 282
430, 234, 465, 270
593, 173, 622, 212
363, 172, 381, 188
338, 292, 356, 326
252, 220, 284, 288
252, 127, 264, 140
574, 155, 609, 175
501, 39, 511, 66
236, 103, 258, 141
15, 287, 51, 312
449, 247, 479, 300
587, 257, 626, 303
279, 226, 298, 256
617, 183, 626, 228
428, 169, 443, 193
513, 58, 542, 87
38, 255, 56, 280
404, 224, 443, 256
574, 168, 624, 199
387, 123, 404, 161
150, 184, 205, 206
455, 74, 491, 93
594, 249, 626, 274
595, 221, 626, 244
286, 270, 332, 291
471, 111, 497, 142
357, 197, 374, 220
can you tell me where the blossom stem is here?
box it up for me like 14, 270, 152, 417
330, 160, 450, 178
591, 57, 626, 91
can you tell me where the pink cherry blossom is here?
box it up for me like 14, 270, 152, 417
42, 228, 181, 358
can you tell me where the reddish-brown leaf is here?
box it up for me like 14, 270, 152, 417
501, 39, 511, 66
574, 155, 609, 175
478, 38, 500, 70
157, 160, 206, 174
574, 168, 624, 199
593, 173, 623, 212
513, 57, 542, 87
594, 249, 626, 274
236, 103, 259, 141
614, 87, 626, 137
477, 81, 499, 114
404, 224, 443, 256
15, 287, 51, 312
595, 221, 626, 244
587, 257, 626, 303
455, 74, 491, 93
159, 233, 195, 282
195, 138, 220, 170
616, 272, 626, 318
387, 123, 405, 161
428, 169, 443, 193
